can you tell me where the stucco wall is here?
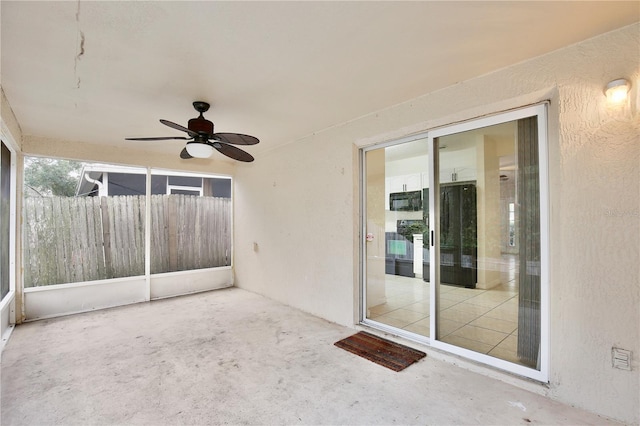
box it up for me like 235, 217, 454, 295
1, 87, 23, 150
235, 24, 639, 423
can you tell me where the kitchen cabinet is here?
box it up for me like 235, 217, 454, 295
387, 173, 422, 193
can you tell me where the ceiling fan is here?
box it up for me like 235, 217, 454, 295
126, 101, 259, 162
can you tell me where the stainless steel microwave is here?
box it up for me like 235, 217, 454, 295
389, 190, 422, 211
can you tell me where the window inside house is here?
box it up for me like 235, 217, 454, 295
508, 202, 516, 247
362, 104, 548, 381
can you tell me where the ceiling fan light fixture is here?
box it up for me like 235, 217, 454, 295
185, 142, 214, 158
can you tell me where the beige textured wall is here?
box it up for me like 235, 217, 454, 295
1, 87, 23, 150
235, 24, 639, 423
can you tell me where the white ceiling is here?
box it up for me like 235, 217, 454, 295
1, 1, 638, 161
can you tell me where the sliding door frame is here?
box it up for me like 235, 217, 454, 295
360, 103, 549, 382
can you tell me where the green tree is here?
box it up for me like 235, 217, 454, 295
24, 158, 83, 197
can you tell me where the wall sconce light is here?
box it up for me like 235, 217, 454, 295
604, 78, 631, 104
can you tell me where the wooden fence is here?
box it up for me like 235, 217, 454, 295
24, 194, 231, 287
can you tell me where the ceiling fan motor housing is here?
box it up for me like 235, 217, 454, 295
188, 117, 214, 135
189, 101, 214, 135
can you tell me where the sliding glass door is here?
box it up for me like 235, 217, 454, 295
362, 104, 548, 380
363, 137, 431, 339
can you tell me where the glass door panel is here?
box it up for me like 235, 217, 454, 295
364, 138, 430, 338
433, 116, 542, 370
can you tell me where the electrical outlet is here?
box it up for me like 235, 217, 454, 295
612, 347, 632, 371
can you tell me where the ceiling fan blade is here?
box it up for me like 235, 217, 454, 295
180, 148, 193, 159
160, 119, 199, 138
214, 142, 254, 162
126, 136, 191, 141
213, 133, 260, 145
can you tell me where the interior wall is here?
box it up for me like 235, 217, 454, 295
235, 23, 639, 424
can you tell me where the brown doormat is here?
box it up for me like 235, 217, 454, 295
334, 331, 426, 372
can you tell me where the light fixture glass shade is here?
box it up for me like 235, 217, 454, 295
186, 142, 214, 158
605, 78, 631, 104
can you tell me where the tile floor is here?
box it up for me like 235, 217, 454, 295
368, 254, 527, 366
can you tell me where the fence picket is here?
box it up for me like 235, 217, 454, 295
24, 194, 231, 287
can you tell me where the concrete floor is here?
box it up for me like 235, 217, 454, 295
1, 288, 617, 425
